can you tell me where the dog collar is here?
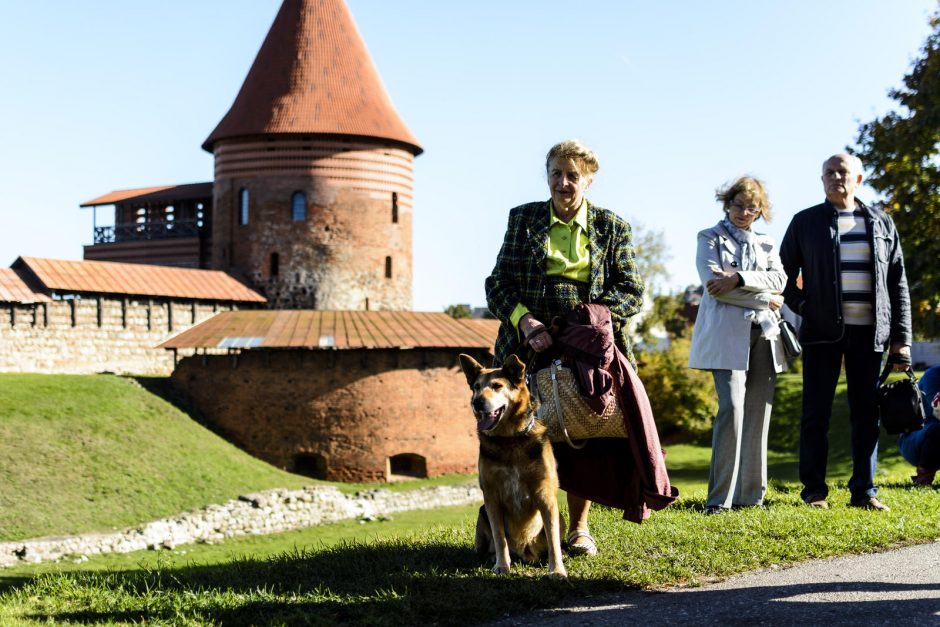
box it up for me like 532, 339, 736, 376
516, 414, 536, 437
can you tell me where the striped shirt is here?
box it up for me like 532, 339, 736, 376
837, 208, 873, 325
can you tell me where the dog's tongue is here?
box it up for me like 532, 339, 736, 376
478, 408, 502, 432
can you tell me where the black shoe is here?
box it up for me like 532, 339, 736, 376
849, 496, 890, 511
912, 467, 937, 487
704, 505, 729, 515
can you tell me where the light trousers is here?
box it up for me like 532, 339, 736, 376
706, 327, 777, 508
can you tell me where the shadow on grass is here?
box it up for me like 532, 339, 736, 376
17, 541, 625, 626
128, 376, 223, 437
0, 575, 32, 595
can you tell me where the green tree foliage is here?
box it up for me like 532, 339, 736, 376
855, 11, 940, 338
638, 336, 716, 443
635, 291, 692, 346
630, 221, 671, 296
444, 304, 472, 319
634, 288, 716, 443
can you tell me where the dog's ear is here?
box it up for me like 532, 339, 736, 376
502, 354, 526, 385
458, 354, 484, 387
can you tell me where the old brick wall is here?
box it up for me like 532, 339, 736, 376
211, 137, 413, 311
171, 348, 492, 482
0, 298, 234, 374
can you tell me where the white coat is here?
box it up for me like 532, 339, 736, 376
688, 220, 789, 372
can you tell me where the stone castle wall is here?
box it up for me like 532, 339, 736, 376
171, 347, 490, 482
211, 137, 413, 310
0, 297, 236, 375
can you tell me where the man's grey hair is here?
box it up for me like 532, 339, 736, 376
822, 152, 864, 176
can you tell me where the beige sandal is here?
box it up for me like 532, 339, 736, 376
566, 530, 598, 556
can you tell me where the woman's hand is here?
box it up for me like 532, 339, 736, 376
768, 294, 784, 312
520, 314, 553, 353
706, 271, 739, 297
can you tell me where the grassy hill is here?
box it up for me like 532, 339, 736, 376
0, 374, 314, 541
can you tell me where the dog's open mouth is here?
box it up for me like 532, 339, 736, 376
477, 405, 505, 432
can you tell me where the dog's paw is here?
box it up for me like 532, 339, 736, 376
491, 564, 510, 575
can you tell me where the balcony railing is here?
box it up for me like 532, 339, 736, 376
94, 219, 205, 244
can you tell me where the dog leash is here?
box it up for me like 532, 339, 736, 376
548, 360, 586, 449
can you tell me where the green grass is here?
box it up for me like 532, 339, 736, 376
0, 371, 937, 625
1, 482, 937, 626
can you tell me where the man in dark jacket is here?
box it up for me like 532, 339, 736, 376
780, 152, 912, 511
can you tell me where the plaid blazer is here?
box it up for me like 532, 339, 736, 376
485, 200, 644, 364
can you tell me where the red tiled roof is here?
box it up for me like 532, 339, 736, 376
458, 318, 502, 341
0, 268, 51, 304
202, 0, 421, 154
80, 182, 213, 207
14, 257, 266, 303
160, 310, 498, 350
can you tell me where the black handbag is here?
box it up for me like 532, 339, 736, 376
877, 364, 926, 435
778, 319, 802, 358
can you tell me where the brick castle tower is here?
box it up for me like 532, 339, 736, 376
203, 0, 422, 310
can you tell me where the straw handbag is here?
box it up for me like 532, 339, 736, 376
533, 360, 628, 448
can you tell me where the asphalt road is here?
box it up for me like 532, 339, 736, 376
485, 541, 940, 626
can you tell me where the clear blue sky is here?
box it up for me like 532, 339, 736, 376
1, 1, 935, 311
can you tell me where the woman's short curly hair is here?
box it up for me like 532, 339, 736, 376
545, 139, 600, 176
715, 175, 772, 222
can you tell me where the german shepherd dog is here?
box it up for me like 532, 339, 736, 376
459, 353, 566, 579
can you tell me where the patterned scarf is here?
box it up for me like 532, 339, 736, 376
720, 216, 759, 271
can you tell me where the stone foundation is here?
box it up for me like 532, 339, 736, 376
0, 483, 483, 568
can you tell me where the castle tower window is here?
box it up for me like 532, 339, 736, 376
291, 191, 307, 221
391, 192, 398, 223
239, 188, 249, 225
385, 256, 392, 278
270, 252, 279, 278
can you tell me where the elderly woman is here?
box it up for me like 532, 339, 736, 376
688, 176, 788, 514
485, 139, 647, 555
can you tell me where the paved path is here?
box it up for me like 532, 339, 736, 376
487, 541, 940, 626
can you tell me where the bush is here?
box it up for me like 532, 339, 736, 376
637, 336, 716, 443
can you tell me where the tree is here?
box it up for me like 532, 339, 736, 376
635, 291, 688, 347
444, 304, 472, 319
855, 11, 940, 338
633, 285, 716, 443
630, 221, 671, 296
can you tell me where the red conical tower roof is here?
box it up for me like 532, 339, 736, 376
203, 0, 421, 154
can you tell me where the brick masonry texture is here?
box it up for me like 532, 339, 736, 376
211, 137, 414, 310
0, 298, 237, 375
0, 483, 483, 568
171, 347, 492, 482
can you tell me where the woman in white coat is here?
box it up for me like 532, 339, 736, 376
688, 176, 788, 514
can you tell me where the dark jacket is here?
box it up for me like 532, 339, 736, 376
553, 304, 677, 522
779, 199, 912, 349
485, 200, 644, 365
